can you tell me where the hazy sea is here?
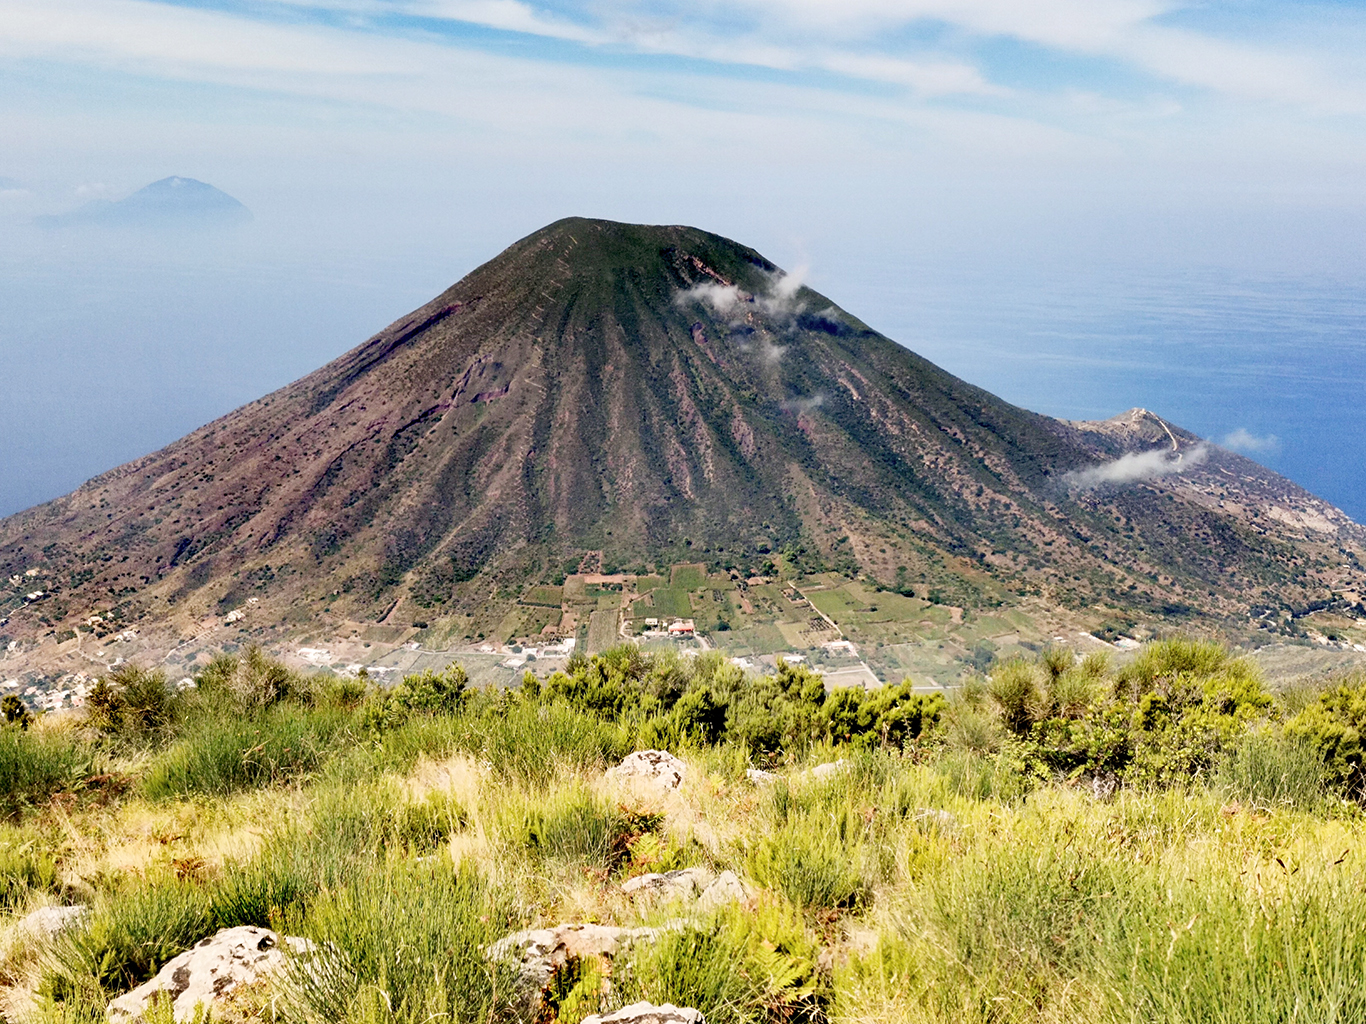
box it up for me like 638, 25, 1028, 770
831, 260, 1366, 524
2, 224, 1363, 524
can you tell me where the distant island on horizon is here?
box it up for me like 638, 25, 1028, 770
37, 176, 251, 228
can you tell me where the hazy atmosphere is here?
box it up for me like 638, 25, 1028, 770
3, 0, 1366, 519
9, 10, 1366, 1024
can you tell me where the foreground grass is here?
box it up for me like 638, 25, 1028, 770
4, 644, 1366, 1023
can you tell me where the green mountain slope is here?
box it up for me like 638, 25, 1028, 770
1, 218, 1363, 655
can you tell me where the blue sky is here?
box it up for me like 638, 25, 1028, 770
1, 0, 1366, 518
5, 0, 1366, 218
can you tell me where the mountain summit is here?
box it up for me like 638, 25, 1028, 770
1, 218, 1362, 654
42, 177, 251, 227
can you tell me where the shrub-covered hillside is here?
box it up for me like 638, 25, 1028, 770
4, 642, 1366, 1024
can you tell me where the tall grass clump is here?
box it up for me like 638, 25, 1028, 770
284, 859, 520, 1024
0, 834, 59, 910
464, 699, 635, 783
499, 782, 657, 871
141, 703, 355, 799
41, 875, 211, 1008
191, 648, 318, 714
935, 746, 1034, 803
209, 840, 318, 931
1116, 862, 1366, 1023
618, 900, 824, 1024
885, 808, 1141, 1021
0, 725, 93, 815
308, 779, 467, 866
746, 776, 873, 910
1217, 728, 1329, 811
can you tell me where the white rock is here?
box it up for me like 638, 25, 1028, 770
745, 768, 779, 784
696, 870, 747, 910
582, 1002, 706, 1024
489, 922, 661, 1017
489, 922, 658, 994
622, 868, 713, 901
106, 926, 311, 1023
607, 750, 687, 791
807, 759, 849, 781
914, 809, 959, 832
17, 904, 87, 941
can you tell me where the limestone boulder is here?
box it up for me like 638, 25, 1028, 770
696, 870, 747, 910
489, 922, 658, 1010
582, 1003, 706, 1024
621, 868, 747, 911
622, 868, 712, 902
16, 905, 87, 942
806, 759, 849, 781
107, 926, 311, 1023
607, 750, 687, 791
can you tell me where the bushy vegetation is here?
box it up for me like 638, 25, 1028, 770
4, 641, 1366, 1024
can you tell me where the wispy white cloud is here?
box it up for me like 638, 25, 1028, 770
666, 0, 1366, 110
5, 0, 1366, 227
408, 0, 604, 44
1064, 442, 1209, 489
264, 0, 1006, 96
1221, 428, 1281, 455
299, 0, 1366, 113
676, 266, 809, 321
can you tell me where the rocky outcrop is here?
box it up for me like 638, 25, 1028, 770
696, 871, 747, 910
621, 869, 747, 910
489, 922, 658, 1013
607, 751, 686, 791
106, 926, 311, 1023
15, 905, 87, 942
621, 869, 711, 902
582, 1003, 706, 1024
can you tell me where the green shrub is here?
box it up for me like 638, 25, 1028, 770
371, 665, 469, 725
85, 666, 176, 736
726, 660, 827, 756
1117, 638, 1234, 697
2, 694, 32, 728
819, 685, 944, 750
193, 648, 315, 714
1283, 673, 1366, 798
